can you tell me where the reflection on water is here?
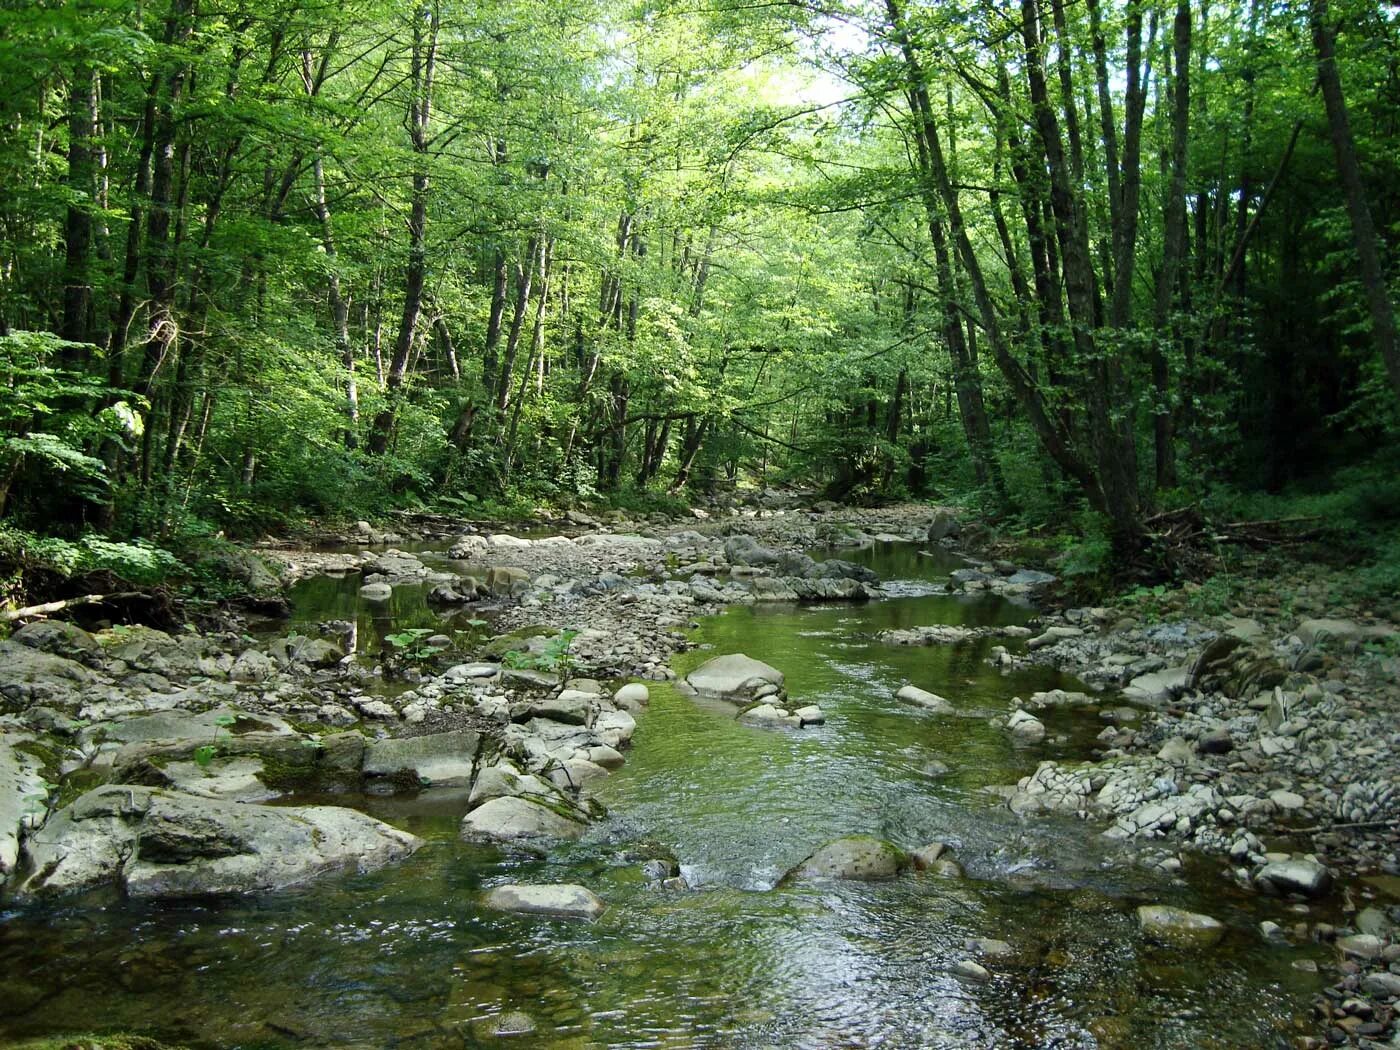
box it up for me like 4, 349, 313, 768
0, 543, 1322, 1049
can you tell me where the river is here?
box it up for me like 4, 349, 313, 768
0, 543, 1323, 1048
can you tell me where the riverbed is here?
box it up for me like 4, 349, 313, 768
0, 543, 1324, 1048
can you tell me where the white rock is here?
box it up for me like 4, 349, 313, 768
483, 882, 605, 920
896, 685, 951, 712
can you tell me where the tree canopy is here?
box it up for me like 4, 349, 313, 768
2, 0, 1397, 575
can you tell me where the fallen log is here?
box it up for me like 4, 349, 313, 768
0, 591, 147, 623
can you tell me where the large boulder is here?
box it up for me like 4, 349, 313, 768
787, 836, 908, 881
0, 639, 95, 708
685, 654, 784, 702
11, 620, 100, 658
362, 729, 482, 789
460, 795, 588, 846
1137, 905, 1226, 949
19, 785, 420, 898
483, 883, 606, 921
723, 535, 782, 567
927, 510, 961, 541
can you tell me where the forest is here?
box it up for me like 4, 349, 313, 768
2, 0, 1399, 599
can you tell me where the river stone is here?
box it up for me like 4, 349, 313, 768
789, 836, 907, 881
911, 842, 948, 870
1124, 667, 1189, 704
548, 758, 611, 793
793, 705, 825, 725
1255, 858, 1333, 899
953, 959, 991, 982
896, 684, 951, 712
1361, 973, 1400, 999
586, 744, 626, 769
1137, 905, 1226, 949
363, 729, 481, 788
1336, 934, 1384, 961
1294, 618, 1396, 646
594, 709, 637, 747
20, 784, 420, 898
1356, 906, 1394, 938
1006, 709, 1046, 744
614, 683, 650, 707
483, 883, 605, 920
470, 761, 554, 806
739, 703, 798, 727
0, 639, 95, 706
723, 535, 782, 567
359, 582, 393, 602
477, 1011, 537, 1038
11, 619, 100, 657
927, 510, 960, 541
460, 796, 588, 845
517, 693, 594, 726
685, 654, 784, 701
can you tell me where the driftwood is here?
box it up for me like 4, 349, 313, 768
1277, 817, 1400, 835
0, 591, 148, 623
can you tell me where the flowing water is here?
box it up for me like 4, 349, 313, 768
0, 543, 1326, 1049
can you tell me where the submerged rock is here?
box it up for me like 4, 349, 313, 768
788, 835, 908, 881
1137, 905, 1226, 949
483, 883, 605, 920
20, 785, 420, 898
896, 684, 951, 712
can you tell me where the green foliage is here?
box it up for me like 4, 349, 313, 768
384, 628, 439, 661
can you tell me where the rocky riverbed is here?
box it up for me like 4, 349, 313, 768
1, 499, 1397, 1048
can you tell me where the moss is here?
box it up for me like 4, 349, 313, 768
13, 738, 62, 783
7, 1036, 187, 1050
479, 624, 557, 659
56, 767, 107, 808
253, 748, 359, 794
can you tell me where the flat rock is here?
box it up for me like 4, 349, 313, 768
483, 883, 605, 920
20, 785, 420, 898
1255, 858, 1332, 899
1294, 618, 1396, 646
1137, 905, 1226, 949
460, 795, 588, 845
363, 730, 482, 788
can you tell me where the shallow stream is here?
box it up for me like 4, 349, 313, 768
0, 543, 1325, 1048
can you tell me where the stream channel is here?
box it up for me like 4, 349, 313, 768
0, 542, 1325, 1048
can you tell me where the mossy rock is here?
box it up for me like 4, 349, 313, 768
786, 835, 909, 882
479, 625, 558, 660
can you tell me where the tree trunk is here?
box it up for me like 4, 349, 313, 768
1151, 0, 1191, 491
61, 66, 97, 355
369, 2, 438, 455
1310, 0, 1400, 402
